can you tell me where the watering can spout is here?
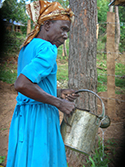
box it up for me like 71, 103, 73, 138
100, 115, 111, 128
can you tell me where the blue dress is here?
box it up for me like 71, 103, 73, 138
6, 38, 67, 167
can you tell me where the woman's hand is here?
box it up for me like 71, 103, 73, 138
61, 89, 79, 102
58, 98, 75, 115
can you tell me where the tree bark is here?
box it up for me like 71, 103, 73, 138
68, 0, 97, 111
106, 12, 116, 120
62, 40, 67, 57
67, 0, 97, 166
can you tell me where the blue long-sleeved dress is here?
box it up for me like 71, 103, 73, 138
6, 38, 67, 167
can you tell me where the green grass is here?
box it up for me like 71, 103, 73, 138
0, 62, 17, 84
0, 33, 124, 94
96, 52, 125, 94
0, 156, 5, 164
85, 138, 110, 167
2, 31, 25, 58
97, 40, 106, 52
57, 63, 68, 81
0, 56, 124, 94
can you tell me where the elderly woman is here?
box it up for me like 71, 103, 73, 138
6, 1, 78, 167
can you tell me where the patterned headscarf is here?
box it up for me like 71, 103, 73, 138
21, 0, 74, 48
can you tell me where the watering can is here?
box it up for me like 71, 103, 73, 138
61, 89, 110, 155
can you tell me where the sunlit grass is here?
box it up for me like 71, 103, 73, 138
0, 35, 124, 94
0, 62, 17, 84
57, 63, 68, 82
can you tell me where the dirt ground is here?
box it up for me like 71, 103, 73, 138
0, 81, 125, 166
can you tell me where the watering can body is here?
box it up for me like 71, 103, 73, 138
61, 89, 107, 155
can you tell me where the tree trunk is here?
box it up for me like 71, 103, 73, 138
106, 12, 116, 120
62, 40, 67, 57
96, 10, 99, 39
68, 0, 97, 110
67, 0, 97, 166
27, 19, 31, 35
115, 6, 120, 60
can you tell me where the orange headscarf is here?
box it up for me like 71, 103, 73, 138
21, 0, 74, 48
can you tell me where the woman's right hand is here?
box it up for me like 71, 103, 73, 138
57, 98, 75, 115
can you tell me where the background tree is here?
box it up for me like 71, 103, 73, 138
0, 0, 28, 25
115, 6, 120, 59
108, 1, 120, 59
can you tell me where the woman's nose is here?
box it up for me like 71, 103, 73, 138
63, 31, 68, 39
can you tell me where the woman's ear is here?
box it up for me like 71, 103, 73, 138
44, 20, 51, 31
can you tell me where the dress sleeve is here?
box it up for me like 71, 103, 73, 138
21, 44, 57, 83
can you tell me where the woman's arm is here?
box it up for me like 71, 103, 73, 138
15, 74, 75, 115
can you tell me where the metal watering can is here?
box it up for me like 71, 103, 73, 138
61, 89, 110, 155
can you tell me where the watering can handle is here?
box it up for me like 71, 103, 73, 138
75, 89, 105, 118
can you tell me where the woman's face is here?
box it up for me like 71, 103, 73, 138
47, 20, 71, 48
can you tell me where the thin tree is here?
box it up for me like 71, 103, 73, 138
115, 6, 120, 60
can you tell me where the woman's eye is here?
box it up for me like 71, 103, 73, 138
61, 27, 65, 31
61, 27, 69, 32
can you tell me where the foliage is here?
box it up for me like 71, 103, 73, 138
85, 138, 110, 167
97, 75, 107, 92
31, 0, 69, 8
0, 156, 5, 164
0, 61, 17, 84
0, 0, 28, 25
1, 30, 26, 57
97, 0, 125, 52
119, 25, 125, 52
97, 0, 109, 23
96, 45, 125, 94
119, 7, 125, 52
104, 138, 119, 164
97, 40, 106, 52
97, 0, 125, 24
55, 0, 69, 8
57, 63, 68, 82
119, 6, 125, 23
115, 63, 125, 76
97, 0, 109, 35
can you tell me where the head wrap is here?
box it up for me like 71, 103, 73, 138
21, 0, 74, 48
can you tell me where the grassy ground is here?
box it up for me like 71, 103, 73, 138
0, 31, 124, 88
0, 61, 17, 84
96, 39, 125, 94
0, 48, 124, 94
0, 32, 125, 94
